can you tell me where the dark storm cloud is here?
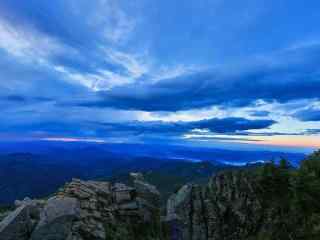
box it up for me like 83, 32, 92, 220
304, 129, 320, 134
0, 117, 276, 139
95, 117, 276, 136
294, 108, 320, 122
75, 44, 320, 111
1, 95, 54, 104
249, 111, 270, 117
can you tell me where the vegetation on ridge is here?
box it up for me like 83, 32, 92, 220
250, 150, 320, 239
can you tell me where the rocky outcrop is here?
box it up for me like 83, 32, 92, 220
0, 198, 45, 240
0, 177, 161, 240
30, 197, 80, 240
1, 171, 262, 240
164, 170, 264, 240
3, 167, 307, 240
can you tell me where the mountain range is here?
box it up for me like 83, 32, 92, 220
0, 141, 306, 204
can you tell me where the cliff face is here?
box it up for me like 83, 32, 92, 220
0, 175, 161, 240
165, 170, 263, 240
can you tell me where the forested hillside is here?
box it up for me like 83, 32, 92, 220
166, 150, 320, 240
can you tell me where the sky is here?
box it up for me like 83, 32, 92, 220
0, 0, 320, 151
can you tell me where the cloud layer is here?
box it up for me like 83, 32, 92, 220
74, 43, 320, 111
0, 0, 319, 148
295, 107, 320, 122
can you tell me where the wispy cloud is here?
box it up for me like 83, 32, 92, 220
106, 49, 149, 78
0, 17, 72, 64
151, 64, 204, 83
87, 0, 136, 44
63, 0, 137, 45
53, 48, 149, 91
0, 1, 141, 93
42, 137, 106, 143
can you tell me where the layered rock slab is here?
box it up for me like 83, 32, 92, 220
0, 177, 161, 240
0, 198, 44, 240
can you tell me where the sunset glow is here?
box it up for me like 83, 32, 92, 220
250, 136, 320, 148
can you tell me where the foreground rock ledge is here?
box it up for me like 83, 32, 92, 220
0, 176, 161, 240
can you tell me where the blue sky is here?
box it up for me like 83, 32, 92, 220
0, 0, 320, 150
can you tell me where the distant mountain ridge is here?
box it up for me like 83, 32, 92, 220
0, 141, 306, 204
0, 141, 306, 164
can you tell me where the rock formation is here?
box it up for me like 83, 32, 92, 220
164, 170, 263, 240
0, 170, 273, 240
2, 154, 319, 240
163, 162, 320, 240
0, 176, 161, 240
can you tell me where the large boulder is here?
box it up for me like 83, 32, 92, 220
166, 184, 192, 222
164, 184, 193, 240
0, 198, 43, 240
30, 197, 80, 240
134, 179, 160, 208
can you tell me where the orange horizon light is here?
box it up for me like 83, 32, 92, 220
248, 135, 320, 148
